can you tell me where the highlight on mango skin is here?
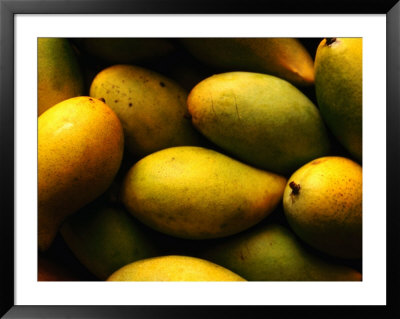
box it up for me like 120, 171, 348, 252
37, 37, 362, 283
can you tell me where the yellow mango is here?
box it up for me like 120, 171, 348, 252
121, 146, 286, 239
90, 65, 204, 159
283, 156, 362, 259
107, 255, 246, 281
38, 96, 124, 251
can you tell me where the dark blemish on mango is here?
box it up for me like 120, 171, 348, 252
289, 181, 300, 195
99, 98, 105, 103
325, 38, 337, 46
88, 98, 93, 102
160, 82, 166, 87
115, 100, 118, 103
129, 103, 132, 107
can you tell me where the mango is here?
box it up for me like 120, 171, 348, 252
90, 65, 205, 159
314, 38, 362, 161
121, 146, 286, 239
188, 72, 331, 175
76, 38, 174, 64
38, 96, 124, 251
38, 38, 84, 116
107, 255, 246, 281
180, 38, 315, 86
283, 156, 362, 259
60, 203, 160, 280
199, 223, 362, 281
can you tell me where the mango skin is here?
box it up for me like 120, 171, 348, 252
90, 65, 204, 159
38, 96, 124, 251
199, 223, 362, 281
76, 38, 174, 64
283, 156, 362, 259
180, 38, 315, 87
107, 255, 246, 281
38, 38, 84, 116
60, 204, 160, 280
188, 72, 331, 175
121, 146, 287, 239
314, 38, 362, 161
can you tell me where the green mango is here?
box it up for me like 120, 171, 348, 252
60, 204, 160, 280
90, 64, 205, 159
314, 38, 362, 161
198, 223, 362, 281
38, 38, 84, 116
75, 38, 175, 64
180, 38, 315, 87
121, 146, 287, 240
188, 72, 331, 175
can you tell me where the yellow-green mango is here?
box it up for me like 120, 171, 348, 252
188, 72, 331, 175
38, 97, 124, 251
180, 38, 315, 86
107, 255, 246, 281
38, 38, 84, 116
314, 38, 362, 161
60, 204, 160, 280
121, 146, 286, 239
76, 38, 175, 64
283, 156, 362, 259
199, 223, 362, 281
90, 65, 205, 159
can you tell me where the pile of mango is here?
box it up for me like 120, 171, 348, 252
38, 37, 362, 282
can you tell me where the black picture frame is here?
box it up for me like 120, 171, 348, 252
1, 0, 399, 318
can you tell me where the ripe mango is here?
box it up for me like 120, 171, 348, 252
314, 38, 362, 161
199, 223, 362, 281
90, 65, 205, 159
107, 255, 246, 281
76, 38, 174, 64
188, 72, 331, 175
38, 38, 84, 116
38, 97, 124, 251
121, 146, 286, 239
283, 157, 362, 259
180, 38, 315, 86
60, 203, 160, 280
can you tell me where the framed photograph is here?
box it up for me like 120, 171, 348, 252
1, 0, 399, 318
